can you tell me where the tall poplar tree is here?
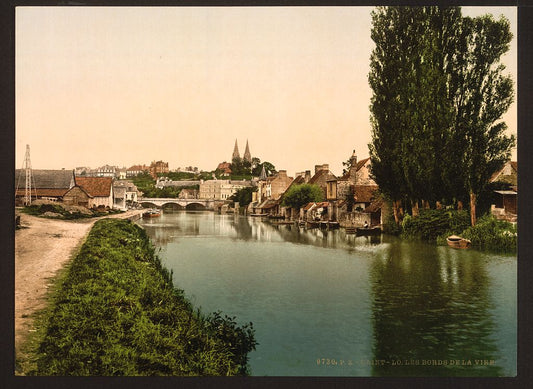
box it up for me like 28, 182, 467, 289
447, 15, 515, 225
368, 6, 412, 223
368, 6, 514, 226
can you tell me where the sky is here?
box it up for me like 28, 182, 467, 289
15, 6, 517, 177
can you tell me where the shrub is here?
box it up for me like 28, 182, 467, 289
401, 209, 470, 242
461, 215, 517, 252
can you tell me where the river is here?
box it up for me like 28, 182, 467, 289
138, 211, 516, 377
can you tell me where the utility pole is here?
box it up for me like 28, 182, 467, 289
21, 144, 35, 205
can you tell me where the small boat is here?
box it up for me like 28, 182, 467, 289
356, 226, 382, 236
446, 235, 471, 249
142, 209, 161, 218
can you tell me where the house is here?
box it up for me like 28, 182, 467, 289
256, 170, 293, 203
277, 174, 306, 220
74, 177, 114, 208
94, 164, 117, 178
126, 165, 149, 177
112, 180, 140, 209
216, 162, 232, 176
308, 164, 336, 199
15, 169, 75, 204
490, 161, 517, 186
489, 161, 517, 221
62, 185, 92, 208
353, 185, 379, 211
178, 188, 199, 199
199, 179, 253, 200
150, 160, 169, 178
301, 201, 329, 221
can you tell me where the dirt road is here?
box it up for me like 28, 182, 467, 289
14, 210, 143, 358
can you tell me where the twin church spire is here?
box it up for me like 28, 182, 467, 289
232, 139, 252, 163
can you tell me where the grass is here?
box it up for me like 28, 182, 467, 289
20, 218, 256, 376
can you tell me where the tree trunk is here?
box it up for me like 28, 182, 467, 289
457, 200, 463, 210
436, 201, 442, 209
423, 200, 430, 209
470, 191, 477, 226
412, 200, 420, 217
393, 199, 400, 224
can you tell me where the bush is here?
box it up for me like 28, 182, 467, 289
401, 209, 470, 242
461, 215, 517, 252
29, 219, 256, 376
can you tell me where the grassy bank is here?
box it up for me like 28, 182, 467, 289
22, 218, 256, 376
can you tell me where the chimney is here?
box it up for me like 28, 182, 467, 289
305, 170, 311, 182
315, 164, 329, 174
278, 170, 287, 177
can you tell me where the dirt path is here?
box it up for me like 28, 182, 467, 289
14, 210, 143, 358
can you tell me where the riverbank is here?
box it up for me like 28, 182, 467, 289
14, 209, 143, 372
15, 215, 256, 376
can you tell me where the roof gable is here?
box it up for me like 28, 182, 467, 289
354, 185, 379, 203
76, 177, 113, 197
308, 169, 336, 185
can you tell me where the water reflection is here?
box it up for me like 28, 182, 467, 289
141, 212, 387, 252
369, 241, 503, 376
138, 212, 516, 377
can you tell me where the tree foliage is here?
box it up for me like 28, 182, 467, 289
230, 187, 258, 207
282, 184, 323, 209
368, 6, 515, 225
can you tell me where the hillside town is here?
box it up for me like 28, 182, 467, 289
15, 139, 518, 229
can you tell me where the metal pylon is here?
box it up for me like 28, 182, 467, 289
16, 144, 36, 205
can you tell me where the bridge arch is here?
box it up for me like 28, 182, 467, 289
139, 201, 160, 208
161, 202, 185, 210
185, 202, 207, 210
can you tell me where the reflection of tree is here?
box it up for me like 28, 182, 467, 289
369, 241, 502, 376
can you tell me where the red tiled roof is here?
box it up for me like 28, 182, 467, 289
127, 165, 148, 171
75, 177, 113, 197
303, 202, 316, 211
354, 185, 378, 203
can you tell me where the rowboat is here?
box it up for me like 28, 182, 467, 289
356, 226, 382, 236
446, 235, 471, 249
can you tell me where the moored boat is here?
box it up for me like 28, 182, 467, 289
446, 235, 471, 249
356, 226, 382, 236
142, 209, 161, 218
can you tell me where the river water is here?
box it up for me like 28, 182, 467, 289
138, 211, 516, 377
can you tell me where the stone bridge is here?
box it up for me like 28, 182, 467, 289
138, 197, 221, 210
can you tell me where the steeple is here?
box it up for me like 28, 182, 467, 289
232, 139, 240, 160
243, 139, 252, 163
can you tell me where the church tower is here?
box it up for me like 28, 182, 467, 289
232, 139, 240, 160
243, 139, 252, 163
